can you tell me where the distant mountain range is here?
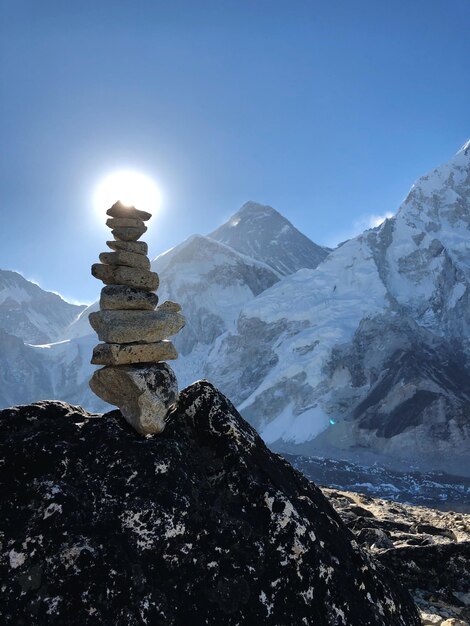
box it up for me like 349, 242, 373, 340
0, 270, 85, 344
0, 141, 469, 476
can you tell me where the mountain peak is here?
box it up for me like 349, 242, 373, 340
457, 138, 470, 155
210, 202, 329, 276
236, 200, 279, 216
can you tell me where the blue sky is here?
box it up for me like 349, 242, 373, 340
1, 0, 469, 303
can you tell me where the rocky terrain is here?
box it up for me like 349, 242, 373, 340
0, 391, 420, 625
324, 488, 470, 625
289, 454, 470, 512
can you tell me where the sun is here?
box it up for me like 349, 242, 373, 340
93, 170, 161, 215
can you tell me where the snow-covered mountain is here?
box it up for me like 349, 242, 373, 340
210, 201, 330, 275
0, 329, 53, 407
152, 234, 280, 385
0, 144, 469, 475
205, 141, 470, 474
0, 270, 85, 343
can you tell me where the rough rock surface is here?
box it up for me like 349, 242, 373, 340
157, 300, 182, 313
99, 250, 151, 270
89, 363, 178, 434
324, 488, 470, 625
91, 264, 159, 291
0, 384, 420, 625
106, 201, 151, 221
106, 239, 148, 255
89, 309, 185, 344
112, 225, 147, 241
91, 340, 177, 365
106, 217, 145, 229
100, 285, 158, 310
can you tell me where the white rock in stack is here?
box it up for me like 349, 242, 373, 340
88, 200, 185, 435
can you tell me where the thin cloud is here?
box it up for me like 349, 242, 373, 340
325, 212, 394, 248
368, 212, 394, 228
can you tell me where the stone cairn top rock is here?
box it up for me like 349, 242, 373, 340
89, 200, 185, 435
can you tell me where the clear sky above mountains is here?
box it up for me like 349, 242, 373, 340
1, 0, 469, 303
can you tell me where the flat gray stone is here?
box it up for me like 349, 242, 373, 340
106, 240, 148, 255
106, 201, 152, 221
91, 264, 159, 291
100, 285, 158, 310
91, 340, 177, 365
89, 309, 185, 343
112, 225, 147, 242
106, 217, 145, 229
89, 363, 177, 434
99, 250, 151, 270
157, 300, 182, 313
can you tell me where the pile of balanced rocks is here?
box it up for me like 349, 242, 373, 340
88, 201, 185, 435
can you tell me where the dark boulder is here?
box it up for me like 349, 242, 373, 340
0, 381, 420, 625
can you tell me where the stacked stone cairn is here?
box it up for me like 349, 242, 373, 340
88, 201, 185, 435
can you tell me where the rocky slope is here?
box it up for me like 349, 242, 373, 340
325, 488, 470, 625
0, 392, 419, 625
0, 269, 85, 344
210, 201, 330, 275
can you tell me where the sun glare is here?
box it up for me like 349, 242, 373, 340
93, 170, 161, 215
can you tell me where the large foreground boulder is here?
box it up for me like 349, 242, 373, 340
0, 382, 420, 625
